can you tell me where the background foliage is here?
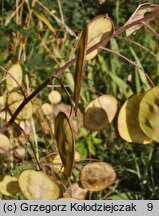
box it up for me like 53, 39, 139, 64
0, 0, 159, 199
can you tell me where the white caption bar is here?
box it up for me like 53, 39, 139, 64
0, 200, 158, 216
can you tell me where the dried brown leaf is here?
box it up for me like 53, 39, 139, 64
125, 3, 159, 37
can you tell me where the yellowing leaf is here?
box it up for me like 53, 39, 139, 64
7, 92, 33, 120
0, 176, 20, 196
55, 112, 75, 177
118, 93, 152, 144
74, 25, 88, 115
32, 9, 55, 33
84, 95, 117, 131
139, 86, 159, 143
80, 162, 116, 192
18, 170, 60, 200
86, 15, 114, 60
125, 3, 159, 37
6, 64, 23, 92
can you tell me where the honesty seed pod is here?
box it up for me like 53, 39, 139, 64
84, 95, 117, 131
55, 112, 75, 177
118, 92, 152, 144
139, 85, 159, 143
80, 162, 116, 192
18, 169, 61, 200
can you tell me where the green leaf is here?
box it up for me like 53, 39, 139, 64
130, 47, 150, 91
88, 139, 96, 156
76, 141, 88, 158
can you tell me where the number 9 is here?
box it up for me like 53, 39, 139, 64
147, 203, 153, 211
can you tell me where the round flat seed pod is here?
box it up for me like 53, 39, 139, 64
139, 86, 159, 143
6, 64, 23, 91
55, 112, 75, 177
48, 90, 62, 104
86, 15, 114, 60
63, 183, 88, 200
0, 134, 10, 154
18, 169, 60, 200
80, 162, 116, 192
41, 103, 52, 115
0, 176, 20, 196
84, 95, 117, 131
7, 92, 33, 120
118, 93, 152, 144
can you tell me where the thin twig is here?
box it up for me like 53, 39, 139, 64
100, 46, 144, 70
142, 21, 159, 39
36, 0, 77, 38
100, 46, 154, 87
4, 0, 25, 26
122, 37, 159, 59
57, 0, 64, 25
